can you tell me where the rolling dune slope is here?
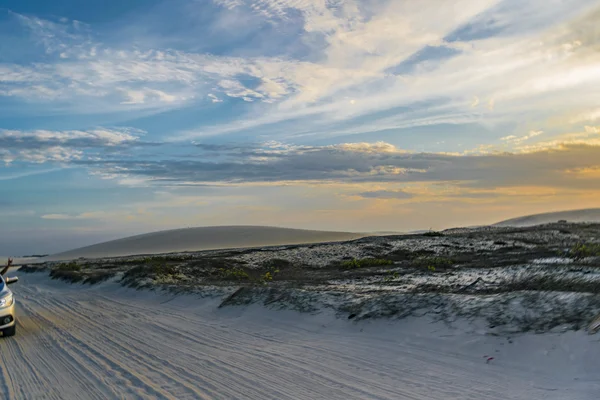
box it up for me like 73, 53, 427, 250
494, 208, 600, 227
44, 226, 365, 261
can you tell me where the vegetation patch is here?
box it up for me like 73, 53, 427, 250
120, 261, 181, 288
570, 243, 600, 259
82, 270, 116, 285
48, 261, 115, 284
19, 222, 600, 334
413, 256, 454, 271
218, 267, 250, 281
50, 269, 84, 283
54, 262, 81, 272
18, 264, 46, 273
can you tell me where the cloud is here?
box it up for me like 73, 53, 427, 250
174, 1, 600, 141
208, 93, 223, 103
14, 12, 93, 56
500, 130, 544, 144
572, 109, 600, 123
40, 211, 123, 220
0, 167, 72, 180
0, 128, 141, 148
3, 1, 600, 214
4, 1, 599, 147
511, 127, 600, 153
119, 88, 180, 105
0, 128, 153, 165
65, 139, 600, 191
585, 126, 600, 134
356, 190, 414, 200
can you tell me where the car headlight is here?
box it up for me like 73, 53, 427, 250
0, 293, 13, 308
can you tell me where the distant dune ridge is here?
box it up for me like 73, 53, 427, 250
18, 208, 600, 262
43, 226, 366, 261
494, 208, 600, 227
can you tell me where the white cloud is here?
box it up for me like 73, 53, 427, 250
585, 126, 600, 134
0, 128, 141, 146
501, 130, 544, 145
176, 0, 600, 141
572, 109, 600, 123
119, 88, 182, 105
0, 128, 145, 165
0, 167, 72, 180
2, 1, 599, 149
213, 0, 244, 10
208, 93, 223, 103
22, 147, 81, 164
41, 211, 119, 220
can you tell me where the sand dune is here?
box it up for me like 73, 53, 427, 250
494, 208, 600, 227
43, 226, 366, 261
3, 272, 595, 400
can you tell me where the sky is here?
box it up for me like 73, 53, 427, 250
1, 0, 600, 255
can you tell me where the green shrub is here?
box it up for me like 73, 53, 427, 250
54, 262, 81, 272
570, 243, 600, 259
262, 271, 274, 282
384, 271, 401, 282
218, 267, 250, 280
50, 269, 83, 283
82, 271, 116, 285
260, 265, 280, 283
414, 256, 454, 271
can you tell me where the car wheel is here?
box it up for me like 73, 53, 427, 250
2, 325, 16, 337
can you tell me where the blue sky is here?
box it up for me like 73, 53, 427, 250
1, 0, 600, 255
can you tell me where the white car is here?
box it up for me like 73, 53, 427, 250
0, 274, 18, 337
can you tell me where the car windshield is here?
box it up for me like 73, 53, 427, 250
0, 276, 4, 291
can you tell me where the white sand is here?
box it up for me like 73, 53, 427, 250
495, 208, 600, 227
1, 272, 597, 399
42, 226, 366, 261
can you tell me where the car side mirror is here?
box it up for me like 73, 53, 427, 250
5, 277, 18, 285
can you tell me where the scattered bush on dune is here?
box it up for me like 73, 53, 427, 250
49, 262, 83, 282
413, 256, 454, 272
82, 270, 116, 285
50, 269, 84, 283
18, 264, 45, 273
570, 243, 600, 259
47, 261, 116, 284
422, 230, 444, 237
54, 261, 81, 272
120, 260, 182, 287
218, 267, 250, 281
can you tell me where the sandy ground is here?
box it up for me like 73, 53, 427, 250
494, 208, 600, 227
1, 272, 598, 400
42, 226, 366, 261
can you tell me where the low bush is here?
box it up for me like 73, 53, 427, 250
218, 267, 250, 280
413, 256, 454, 271
54, 262, 81, 272
570, 243, 600, 259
